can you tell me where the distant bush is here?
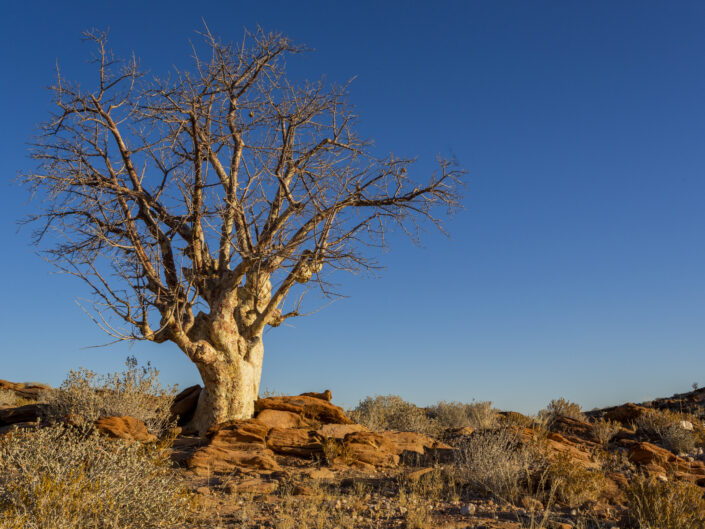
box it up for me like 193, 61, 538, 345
592, 418, 621, 447
539, 398, 585, 425
454, 428, 543, 502
635, 409, 698, 454
627, 473, 705, 529
0, 423, 190, 529
427, 401, 498, 430
44, 357, 175, 437
348, 395, 437, 435
0, 390, 16, 408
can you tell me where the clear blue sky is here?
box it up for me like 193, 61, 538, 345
2, 1, 704, 414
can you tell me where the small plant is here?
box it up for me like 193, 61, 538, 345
348, 395, 438, 435
547, 453, 606, 507
539, 398, 585, 425
627, 473, 705, 529
0, 390, 16, 408
427, 400, 498, 430
0, 423, 190, 529
592, 418, 621, 447
44, 356, 175, 436
454, 427, 543, 503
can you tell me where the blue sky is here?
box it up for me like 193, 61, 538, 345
1, 1, 704, 414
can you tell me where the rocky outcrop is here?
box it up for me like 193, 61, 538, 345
95, 416, 157, 443
299, 389, 333, 401
267, 427, 324, 457
627, 441, 705, 483
188, 419, 280, 476
256, 409, 312, 429
254, 395, 353, 425
0, 403, 46, 426
0, 380, 51, 402
600, 403, 649, 424
170, 384, 202, 426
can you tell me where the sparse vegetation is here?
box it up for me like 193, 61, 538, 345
627, 473, 705, 529
0, 390, 16, 408
547, 453, 606, 507
348, 395, 437, 435
427, 400, 498, 430
43, 357, 175, 437
592, 418, 621, 447
539, 398, 585, 425
454, 427, 543, 503
635, 409, 698, 454
0, 423, 190, 529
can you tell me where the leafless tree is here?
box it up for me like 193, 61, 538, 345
21, 28, 463, 434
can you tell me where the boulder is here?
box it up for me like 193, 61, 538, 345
545, 432, 599, 469
549, 416, 599, 446
256, 409, 312, 429
170, 385, 201, 425
255, 395, 353, 425
340, 431, 400, 468
0, 380, 51, 401
382, 431, 456, 463
187, 419, 280, 475
299, 389, 333, 402
266, 427, 324, 457
226, 478, 278, 495
602, 403, 649, 424
316, 423, 368, 439
94, 416, 157, 443
627, 441, 705, 482
0, 404, 46, 426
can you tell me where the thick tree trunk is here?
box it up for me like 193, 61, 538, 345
188, 336, 264, 436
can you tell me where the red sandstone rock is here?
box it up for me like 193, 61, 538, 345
94, 416, 157, 443
254, 395, 353, 425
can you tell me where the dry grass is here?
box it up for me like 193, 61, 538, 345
44, 356, 175, 437
0, 423, 190, 529
627, 473, 705, 529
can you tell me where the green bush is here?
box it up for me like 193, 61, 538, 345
0, 423, 190, 529
44, 357, 175, 437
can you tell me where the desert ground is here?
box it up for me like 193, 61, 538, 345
1, 363, 704, 529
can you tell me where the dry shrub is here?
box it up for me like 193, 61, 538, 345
0, 423, 190, 529
592, 418, 621, 447
635, 409, 698, 454
627, 473, 705, 529
0, 390, 16, 408
44, 357, 175, 436
398, 468, 460, 503
539, 398, 585, 424
428, 401, 498, 430
547, 453, 606, 507
454, 427, 543, 502
348, 395, 437, 435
